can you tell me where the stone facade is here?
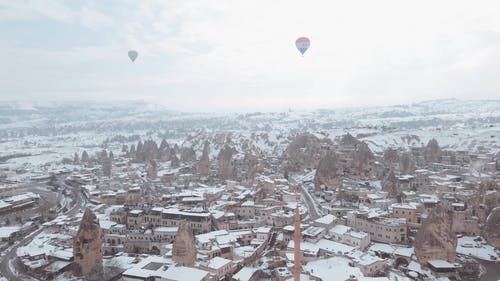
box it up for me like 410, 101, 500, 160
346, 212, 407, 244
392, 203, 422, 228
73, 208, 103, 276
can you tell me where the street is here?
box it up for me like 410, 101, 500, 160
0, 176, 86, 280
289, 174, 323, 220
299, 183, 321, 220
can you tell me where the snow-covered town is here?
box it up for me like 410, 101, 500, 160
2, 1, 500, 280
0, 100, 499, 281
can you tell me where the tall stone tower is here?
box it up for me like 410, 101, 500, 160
483, 207, 500, 248
173, 221, 196, 266
294, 205, 302, 281
415, 204, 456, 265
198, 141, 210, 176
73, 208, 103, 276
217, 144, 234, 179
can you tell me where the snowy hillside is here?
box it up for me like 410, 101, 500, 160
0, 99, 498, 180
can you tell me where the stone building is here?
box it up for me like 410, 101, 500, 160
73, 208, 103, 276
346, 211, 407, 244
110, 207, 212, 234
172, 221, 197, 266
329, 224, 370, 250
392, 203, 422, 228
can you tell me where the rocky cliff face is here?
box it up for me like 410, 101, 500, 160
241, 152, 261, 182
314, 151, 343, 190
352, 142, 374, 173
383, 148, 400, 165
383, 148, 415, 174
484, 207, 500, 248
283, 133, 329, 172
73, 208, 103, 276
415, 204, 457, 265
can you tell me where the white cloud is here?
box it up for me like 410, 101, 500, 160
79, 6, 116, 31
1, 0, 500, 111
0, 0, 74, 22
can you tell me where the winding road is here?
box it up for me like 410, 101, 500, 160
0, 177, 86, 281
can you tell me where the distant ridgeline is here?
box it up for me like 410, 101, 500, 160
0, 153, 31, 163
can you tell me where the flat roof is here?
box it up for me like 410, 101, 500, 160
428, 260, 457, 269
207, 257, 232, 269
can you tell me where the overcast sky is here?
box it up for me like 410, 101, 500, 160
1, 0, 499, 112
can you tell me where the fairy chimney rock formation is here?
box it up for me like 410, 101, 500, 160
172, 221, 196, 266
339, 133, 360, 146
352, 142, 374, 172
424, 138, 442, 163
73, 208, 103, 276
382, 170, 398, 198
414, 205, 456, 265
484, 207, 500, 248
217, 144, 234, 179
283, 133, 325, 172
314, 151, 342, 191
170, 151, 180, 168
198, 141, 210, 176
180, 147, 197, 162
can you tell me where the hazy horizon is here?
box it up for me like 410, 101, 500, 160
1, 1, 500, 111
2, 97, 500, 115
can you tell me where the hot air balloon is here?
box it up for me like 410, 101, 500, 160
128, 50, 138, 62
295, 37, 310, 56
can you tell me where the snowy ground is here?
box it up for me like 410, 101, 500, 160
456, 236, 499, 261
303, 256, 389, 281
